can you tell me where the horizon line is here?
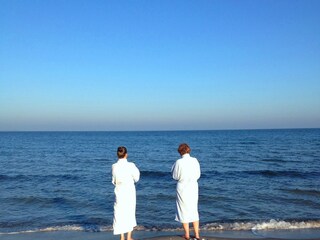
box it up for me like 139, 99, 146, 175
0, 127, 319, 133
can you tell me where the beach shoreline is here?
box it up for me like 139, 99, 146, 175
1, 229, 320, 240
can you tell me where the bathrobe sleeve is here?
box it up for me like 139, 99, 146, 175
112, 164, 116, 185
131, 163, 140, 183
171, 161, 181, 181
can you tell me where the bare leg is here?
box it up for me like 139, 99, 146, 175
120, 233, 125, 240
127, 231, 133, 240
182, 223, 190, 238
192, 221, 200, 238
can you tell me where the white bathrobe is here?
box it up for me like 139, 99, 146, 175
112, 158, 140, 235
172, 153, 201, 223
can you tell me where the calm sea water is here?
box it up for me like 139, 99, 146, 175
0, 129, 320, 234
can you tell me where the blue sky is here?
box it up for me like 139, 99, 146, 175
1, 0, 319, 131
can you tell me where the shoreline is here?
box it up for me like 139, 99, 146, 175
1, 229, 320, 240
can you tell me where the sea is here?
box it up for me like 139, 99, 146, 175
0, 129, 320, 236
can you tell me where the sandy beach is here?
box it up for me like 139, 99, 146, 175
1, 229, 320, 240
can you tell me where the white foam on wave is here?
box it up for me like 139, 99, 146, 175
0, 225, 112, 235
1, 220, 320, 235
203, 219, 320, 231
252, 219, 320, 230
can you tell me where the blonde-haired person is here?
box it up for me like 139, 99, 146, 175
112, 146, 140, 240
172, 143, 203, 240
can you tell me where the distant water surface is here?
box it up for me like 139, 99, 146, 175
0, 129, 319, 233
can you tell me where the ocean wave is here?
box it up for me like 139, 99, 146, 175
252, 219, 320, 230
200, 170, 320, 179
2, 170, 317, 182
244, 170, 320, 178
203, 219, 320, 231
0, 225, 98, 235
0, 171, 171, 181
0, 174, 27, 181
281, 188, 320, 197
0, 174, 80, 181
5, 196, 77, 206
140, 170, 170, 178
239, 141, 258, 145
1, 220, 320, 234
260, 158, 288, 163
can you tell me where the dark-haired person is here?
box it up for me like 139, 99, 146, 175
171, 143, 202, 240
112, 146, 140, 240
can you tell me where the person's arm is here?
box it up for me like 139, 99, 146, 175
171, 161, 181, 181
111, 165, 116, 185
131, 163, 140, 183
195, 160, 201, 180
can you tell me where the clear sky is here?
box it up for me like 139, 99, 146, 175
1, 0, 319, 131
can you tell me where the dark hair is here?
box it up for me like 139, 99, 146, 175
178, 143, 191, 156
117, 146, 127, 158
